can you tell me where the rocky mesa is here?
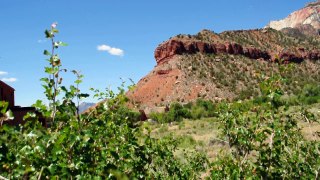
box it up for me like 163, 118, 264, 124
127, 28, 320, 113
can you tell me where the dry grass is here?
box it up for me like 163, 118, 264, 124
280, 102, 320, 141
141, 103, 320, 163
143, 118, 228, 161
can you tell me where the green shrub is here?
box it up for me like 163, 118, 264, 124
165, 103, 191, 122
191, 106, 206, 119
0, 24, 207, 179
178, 135, 197, 148
298, 84, 320, 105
210, 67, 320, 179
149, 112, 166, 123
183, 102, 193, 109
196, 99, 215, 111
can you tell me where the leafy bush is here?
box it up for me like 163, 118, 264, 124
0, 24, 207, 179
210, 68, 320, 179
149, 112, 166, 123
150, 103, 191, 123
298, 84, 320, 105
279, 84, 320, 106
190, 106, 206, 119
165, 103, 191, 122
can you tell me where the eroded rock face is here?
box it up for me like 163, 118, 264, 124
308, 50, 320, 60
297, 48, 320, 60
154, 39, 320, 65
267, 2, 320, 30
154, 40, 186, 64
267, 2, 320, 36
215, 43, 227, 53
154, 40, 273, 64
226, 43, 244, 55
279, 51, 304, 63
154, 40, 219, 64
243, 47, 270, 60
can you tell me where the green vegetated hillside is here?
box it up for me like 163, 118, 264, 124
180, 28, 320, 95
179, 53, 320, 101
128, 27, 320, 109
193, 28, 320, 51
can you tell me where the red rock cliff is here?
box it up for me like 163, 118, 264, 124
154, 40, 272, 64
154, 39, 320, 65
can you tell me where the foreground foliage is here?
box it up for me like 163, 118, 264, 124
0, 109, 206, 179
210, 69, 320, 179
0, 24, 206, 179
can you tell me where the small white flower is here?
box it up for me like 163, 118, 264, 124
26, 131, 37, 138
51, 22, 58, 28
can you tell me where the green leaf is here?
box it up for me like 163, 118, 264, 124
45, 67, 54, 74
45, 29, 52, 38
0, 101, 9, 114
71, 70, 78, 74
54, 41, 68, 47
52, 28, 59, 33
79, 93, 90, 99
23, 112, 36, 120
75, 79, 82, 84
40, 77, 49, 83
43, 50, 51, 56
60, 42, 68, 46
61, 86, 68, 92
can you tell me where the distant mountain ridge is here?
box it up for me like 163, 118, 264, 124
267, 0, 320, 36
79, 102, 95, 113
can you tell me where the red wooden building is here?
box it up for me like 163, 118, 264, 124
0, 80, 15, 108
0, 80, 46, 126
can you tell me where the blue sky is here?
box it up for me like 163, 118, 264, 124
0, 0, 312, 106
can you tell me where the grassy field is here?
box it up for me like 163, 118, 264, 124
147, 117, 223, 161
142, 102, 320, 162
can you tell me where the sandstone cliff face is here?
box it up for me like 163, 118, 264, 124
267, 1, 320, 35
154, 39, 319, 65
155, 40, 272, 64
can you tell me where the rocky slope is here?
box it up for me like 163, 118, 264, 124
267, 0, 320, 36
127, 28, 320, 112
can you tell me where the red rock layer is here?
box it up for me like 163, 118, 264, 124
154, 39, 320, 65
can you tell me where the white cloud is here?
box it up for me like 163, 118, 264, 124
37, 39, 47, 43
0, 71, 8, 76
1, 78, 17, 82
97, 44, 124, 56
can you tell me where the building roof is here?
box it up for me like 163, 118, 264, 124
0, 80, 15, 91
